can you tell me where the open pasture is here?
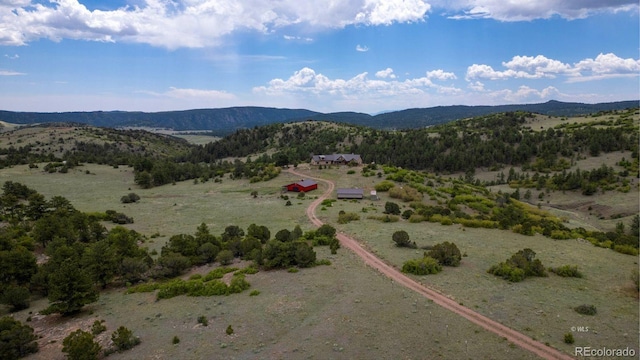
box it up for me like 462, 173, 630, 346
2, 162, 637, 359
298, 166, 639, 355
3, 164, 541, 359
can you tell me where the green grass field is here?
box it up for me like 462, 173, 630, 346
1, 164, 317, 254
304, 166, 638, 355
3, 162, 637, 359
4, 164, 544, 360
171, 134, 221, 145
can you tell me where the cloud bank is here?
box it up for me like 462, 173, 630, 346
253, 67, 460, 102
2, 1, 635, 49
251, 52, 638, 110
1, 0, 430, 48
466, 53, 640, 82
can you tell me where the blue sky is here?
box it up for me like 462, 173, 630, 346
0, 1, 638, 114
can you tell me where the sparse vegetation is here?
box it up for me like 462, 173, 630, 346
120, 192, 140, 204
374, 180, 395, 192
427, 242, 462, 267
384, 201, 401, 215
62, 330, 101, 360
574, 304, 597, 316
564, 333, 574, 344
337, 211, 360, 224
91, 320, 107, 335
392, 230, 416, 248
549, 265, 582, 278
402, 256, 442, 275
367, 214, 400, 222
110, 326, 141, 352
487, 249, 546, 282
0, 316, 38, 359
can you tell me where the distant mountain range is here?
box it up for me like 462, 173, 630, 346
1, 100, 637, 135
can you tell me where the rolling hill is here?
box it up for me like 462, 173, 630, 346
0, 100, 637, 135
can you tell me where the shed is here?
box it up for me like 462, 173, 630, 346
285, 179, 318, 192
337, 188, 364, 199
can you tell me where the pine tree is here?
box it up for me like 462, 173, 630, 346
44, 258, 99, 316
0, 316, 38, 359
62, 330, 101, 360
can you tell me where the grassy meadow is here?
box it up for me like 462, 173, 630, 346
301, 165, 638, 355
2, 161, 637, 359
1, 163, 315, 254
4, 163, 543, 360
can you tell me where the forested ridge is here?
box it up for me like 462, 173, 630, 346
0, 107, 321, 135
194, 109, 639, 174
1, 108, 638, 190
1, 100, 636, 134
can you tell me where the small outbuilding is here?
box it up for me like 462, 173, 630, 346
337, 188, 364, 199
284, 179, 318, 192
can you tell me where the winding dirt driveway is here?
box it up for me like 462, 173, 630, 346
289, 168, 574, 360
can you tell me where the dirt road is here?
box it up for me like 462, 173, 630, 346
289, 168, 574, 360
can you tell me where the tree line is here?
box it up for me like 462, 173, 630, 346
195, 109, 639, 175
1, 109, 638, 189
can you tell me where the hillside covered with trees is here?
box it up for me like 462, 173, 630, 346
1, 108, 638, 193
194, 108, 639, 174
1, 100, 636, 135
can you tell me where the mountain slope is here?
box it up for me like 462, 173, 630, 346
0, 107, 321, 135
0, 100, 636, 134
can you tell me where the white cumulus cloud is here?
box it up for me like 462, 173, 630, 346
466, 53, 639, 82
467, 81, 485, 91
569, 53, 640, 82
502, 55, 570, 77
375, 68, 396, 79
465, 64, 541, 80
357, 0, 431, 25
356, 44, 369, 52
497, 85, 561, 102
0, 0, 431, 48
426, 69, 457, 80
254, 66, 461, 100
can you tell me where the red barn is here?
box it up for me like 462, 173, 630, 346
284, 179, 318, 192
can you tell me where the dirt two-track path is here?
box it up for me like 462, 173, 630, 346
289, 168, 574, 360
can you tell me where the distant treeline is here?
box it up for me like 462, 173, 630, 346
1, 100, 637, 134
